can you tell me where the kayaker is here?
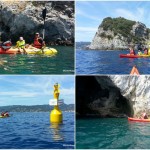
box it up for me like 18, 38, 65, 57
142, 112, 148, 119
129, 47, 136, 55
1, 112, 5, 116
16, 37, 27, 54
33, 33, 45, 49
138, 50, 142, 55
137, 43, 143, 51
4, 111, 9, 117
1, 40, 12, 51
144, 48, 148, 55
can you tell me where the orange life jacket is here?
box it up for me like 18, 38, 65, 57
130, 49, 135, 55
34, 38, 42, 49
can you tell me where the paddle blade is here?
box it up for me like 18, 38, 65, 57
42, 8, 47, 20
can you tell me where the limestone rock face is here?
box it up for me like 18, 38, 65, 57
76, 76, 150, 118
0, 1, 74, 45
110, 76, 150, 117
89, 28, 127, 50
89, 17, 150, 50
131, 22, 148, 38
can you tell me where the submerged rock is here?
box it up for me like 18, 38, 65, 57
0, 1, 74, 45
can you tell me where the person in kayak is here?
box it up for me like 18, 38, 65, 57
137, 43, 143, 51
33, 33, 45, 49
129, 47, 136, 55
144, 48, 148, 55
1, 40, 12, 51
1, 112, 5, 116
1, 112, 9, 117
142, 112, 148, 119
16, 37, 27, 54
4, 111, 9, 117
138, 50, 142, 55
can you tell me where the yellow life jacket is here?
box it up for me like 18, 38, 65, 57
16, 40, 25, 48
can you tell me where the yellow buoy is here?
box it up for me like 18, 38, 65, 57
50, 106, 63, 123
50, 83, 63, 124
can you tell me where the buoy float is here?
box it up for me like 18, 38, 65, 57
130, 66, 140, 75
50, 83, 63, 124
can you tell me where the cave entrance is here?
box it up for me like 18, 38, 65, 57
76, 76, 134, 118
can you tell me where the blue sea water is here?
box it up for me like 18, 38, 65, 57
76, 49, 150, 74
0, 112, 74, 149
0, 46, 74, 74
76, 118, 150, 149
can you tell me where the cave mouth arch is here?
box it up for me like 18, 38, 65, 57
76, 76, 133, 118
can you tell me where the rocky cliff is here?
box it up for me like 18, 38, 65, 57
89, 17, 150, 50
0, 1, 74, 45
76, 76, 150, 118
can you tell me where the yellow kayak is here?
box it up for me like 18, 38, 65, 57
0, 115, 9, 118
0, 47, 58, 55
26, 48, 58, 55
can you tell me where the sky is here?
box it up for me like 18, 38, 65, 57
0, 75, 75, 106
76, 1, 150, 42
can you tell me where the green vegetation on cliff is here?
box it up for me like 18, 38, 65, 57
101, 17, 136, 37
100, 17, 149, 43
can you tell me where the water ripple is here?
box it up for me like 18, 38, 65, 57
0, 46, 74, 74
76, 118, 150, 149
76, 49, 150, 74
0, 112, 74, 149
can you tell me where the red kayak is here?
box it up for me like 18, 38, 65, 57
128, 117, 150, 122
0, 48, 21, 54
119, 54, 150, 58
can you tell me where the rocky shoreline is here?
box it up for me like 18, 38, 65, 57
0, 1, 74, 46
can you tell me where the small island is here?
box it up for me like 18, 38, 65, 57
88, 17, 150, 50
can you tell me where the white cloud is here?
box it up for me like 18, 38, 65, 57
76, 27, 97, 32
61, 88, 75, 96
76, 27, 97, 42
76, 8, 100, 21
0, 76, 75, 105
0, 91, 39, 98
115, 8, 145, 22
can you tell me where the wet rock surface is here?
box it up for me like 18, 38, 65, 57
0, 1, 74, 45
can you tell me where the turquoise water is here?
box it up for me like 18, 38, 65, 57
0, 46, 74, 74
0, 112, 74, 149
76, 118, 150, 149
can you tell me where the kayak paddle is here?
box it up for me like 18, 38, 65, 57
42, 7, 47, 40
